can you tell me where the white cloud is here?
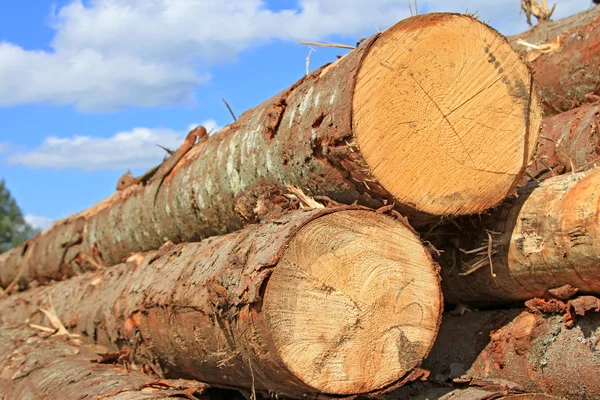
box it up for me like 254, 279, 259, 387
0, 142, 9, 154
187, 120, 221, 134
6, 119, 220, 171
0, 0, 592, 111
24, 214, 55, 231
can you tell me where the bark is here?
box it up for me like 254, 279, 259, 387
0, 208, 443, 398
509, 6, 600, 115
0, 13, 541, 291
420, 308, 600, 399
527, 103, 600, 181
438, 168, 600, 305
385, 379, 564, 400
0, 324, 210, 400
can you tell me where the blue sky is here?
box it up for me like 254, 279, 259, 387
0, 0, 593, 230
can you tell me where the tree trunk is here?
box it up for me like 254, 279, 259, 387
0, 208, 443, 398
509, 6, 600, 115
0, 324, 210, 400
528, 103, 600, 181
0, 13, 541, 291
439, 168, 600, 305
420, 308, 600, 399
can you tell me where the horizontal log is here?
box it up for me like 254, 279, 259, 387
0, 208, 442, 397
0, 324, 209, 399
385, 379, 564, 400
439, 167, 600, 304
0, 12, 541, 291
420, 308, 600, 399
509, 6, 600, 115
528, 103, 600, 181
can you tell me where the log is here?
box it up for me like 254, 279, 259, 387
0, 324, 210, 399
528, 103, 600, 181
0, 208, 443, 397
385, 379, 564, 400
439, 167, 600, 305
0, 12, 542, 291
509, 6, 600, 115
420, 308, 600, 399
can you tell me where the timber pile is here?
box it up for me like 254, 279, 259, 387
1, 6, 600, 400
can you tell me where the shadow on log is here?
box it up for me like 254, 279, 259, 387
438, 168, 600, 305
385, 378, 565, 399
419, 309, 600, 399
528, 103, 600, 181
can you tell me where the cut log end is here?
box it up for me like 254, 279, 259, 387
264, 210, 442, 395
353, 13, 542, 216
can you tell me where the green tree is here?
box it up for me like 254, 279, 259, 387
0, 180, 40, 253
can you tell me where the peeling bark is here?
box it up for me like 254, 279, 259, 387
439, 168, 600, 305
420, 309, 600, 399
0, 325, 209, 399
0, 13, 541, 291
528, 103, 600, 181
385, 379, 564, 400
509, 6, 600, 115
0, 208, 442, 398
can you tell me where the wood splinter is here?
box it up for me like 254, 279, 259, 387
116, 125, 208, 191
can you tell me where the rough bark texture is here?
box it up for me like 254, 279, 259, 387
439, 168, 600, 305
0, 12, 541, 292
0, 208, 442, 398
385, 379, 564, 400
420, 309, 600, 399
528, 103, 600, 181
509, 6, 600, 115
0, 325, 210, 400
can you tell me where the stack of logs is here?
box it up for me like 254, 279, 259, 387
1, 7, 599, 400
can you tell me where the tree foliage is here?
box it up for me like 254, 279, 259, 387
0, 180, 39, 253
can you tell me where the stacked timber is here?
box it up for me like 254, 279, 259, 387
0, 12, 540, 291
1, 6, 600, 400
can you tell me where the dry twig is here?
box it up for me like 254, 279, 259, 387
222, 98, 237, 121
285, 185, 324, 209
516, 37, 560, 62
80, 253, 105, 271
459, 231, 497, 277
297, 41, 354, 50
39, 295, 79, 338
521, 0, 556, 26
486, 230, 497, 278
556, 149, 576, 174
408, 0, 418, 16
29, 323, 57, 333
305, 47, 315, 76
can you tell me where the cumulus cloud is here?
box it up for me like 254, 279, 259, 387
24, 214, 55, 231
6, 119, 220, 171
0, 0, 592, 111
